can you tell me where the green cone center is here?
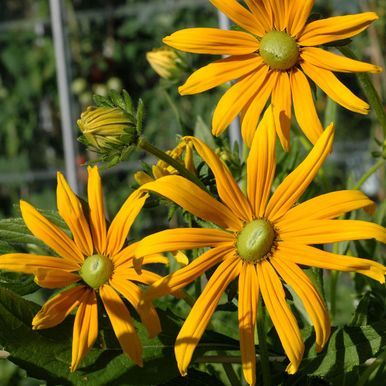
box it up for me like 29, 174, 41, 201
259, 31, 299, 70
236, 220, 275, 263
79, 254, 113, 289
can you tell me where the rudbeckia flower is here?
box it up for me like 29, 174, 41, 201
135, 108, 386, 385
163, 0, 382, 149
0, 166, 165, 371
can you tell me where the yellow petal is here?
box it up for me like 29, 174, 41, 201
106, 190, 148, 257
287, 0, 314, 37
111, 242, 137, 267
209, 0, 265, 36
299, 12, 379, 46
20, 200, 84, 264
270, 258, 330, 352
238, 263, 259, 386
290, 68, 324, 144
266, 124, 334, 222
247, 106, 276, 218
179, 54, 263, 95
257, 260, 304, 374
212, 62, 267, 138
264, 0, 291, 30
70, 289, 98, 372
34, 269, 80, 289
32, 285, 87, 329
87, 166, 107, 254
272, 71, 292, 151
173, 251, 189, 266
301, 47, 382, 74
277, 190, 375, 227
244, 0, 272, 32
146, 245, 235, 301
175, 257, 241, 375
57, 172, 93, 256
113, 267, 162, 286
163, 28, 259, 55
99, 284, 143, 366
275, 242, 386, 283
140, 176, 242, 230
186, 136, 253, 221
111, 278, 161, 339
134, 171, 154, 186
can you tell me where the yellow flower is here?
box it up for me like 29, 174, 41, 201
0, 166, 166, 371
135, 108, 386, 385
164, 0, 382, 149
146, 47, 182, 80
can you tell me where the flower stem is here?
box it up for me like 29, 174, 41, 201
352, 158, 385, 190
257, 302, 271, 386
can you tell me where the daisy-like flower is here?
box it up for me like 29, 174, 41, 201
135, 108, 386, 385
0, 166, 165, 371
163, 0, 382, 149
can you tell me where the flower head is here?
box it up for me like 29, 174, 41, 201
164, 0, 382, 149
0, 167, 165, 371
136, 108, 386, 385
146, 47, 183, 80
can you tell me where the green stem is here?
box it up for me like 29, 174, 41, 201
257, 302, 271, 386
338, 46, 386, 135
329, 270, 340, 321
138, 137, 206, 189
324, 97, 338, 128
162, 89, 184, 132
352, 158, 385, 190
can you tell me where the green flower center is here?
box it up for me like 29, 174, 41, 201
259, 31, 299, 70
79, 254, 113, 289
236, 220, 275, 263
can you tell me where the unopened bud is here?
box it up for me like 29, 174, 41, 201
146, 47, 182, 80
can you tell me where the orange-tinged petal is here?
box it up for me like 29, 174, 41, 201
266, 124, 334, 222
265, 0, 291, 30
210, 0, 265, 36
20, 200, 84, 264
277, 190, 375, 227
272, 71, 292, 151
32, 285, 87, 330
111, 278, 161, 338
287, 0, 314, 37
186, 136, 253, 221
163, 28, 259, 55
301, 47, 382, 74
87, 166, 107, 254
106, 190, 148, 257
247, 107, 276, 218
271, 258, 330, 352
275, 242, 386, 283
34, 269, 80, 289
140, 176, 242, 230
99, 284, 143, 366
290, 68, 324, 144
113, 267, 162, 286
111, 242, 138, 267
244, 0, 272, 32
179, 54, 262, 95
146, 245, 235, 301
257, 260, 304, 374
175, 257, 241, 376
299, 12, 378, 46
70, 289, 98, 372
57, 172, 93, 256
238, 263, 259, 386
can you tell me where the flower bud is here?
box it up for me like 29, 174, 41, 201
146, 47, 182, 80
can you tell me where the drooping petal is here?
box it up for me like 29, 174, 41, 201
111, 278, 161, 338
175, 257, 241, 376
57, 172, 93, 256
238, 263, 259, 386
210, 0, 266, 36
34, 269, 80, 289
277, 190, 375, 227
298, 12, 378, 46
87, 166, 107, 254
186, 136, 253, 221
290, 68, 324, 145
257, 260, 304, 374
270, 258, 330, 352
287, 0, 314, 37
301, 47, 382, 74
70, 289, 98, 372
32, 285, 87, 330
275, 242, 386, 283
99, 284, 143, 366
247, 106, 276, 218
265, 124, 334, 222
244, 0, 272, 32
106, 190, 148, 257
163, 28, 259, 55
272, 71, 292, 151
145, 245, 235, 301
179, 55, 263, 95
140, 176, 243, 230
20, 200, 83, 264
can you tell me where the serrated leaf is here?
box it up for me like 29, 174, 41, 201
0, 218, 42, 246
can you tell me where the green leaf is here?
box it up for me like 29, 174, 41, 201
0, 272, 39, 296
194, 116, 216, 149
0, 218, 42, 246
